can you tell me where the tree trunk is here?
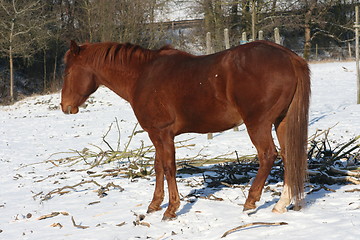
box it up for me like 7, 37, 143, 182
304, 11, 311, 60
9, 45, 14, 102
204, 0, 214, 35
251, 0, 256, 40
43, 48, 47, 92
230, 1, 239, 30
241, 0, 251, 33
9, 21, 14, 102
271, 0, 277, 14
53, 39, 58, 85
303, 0, 317, 61
214, 1, 223, 51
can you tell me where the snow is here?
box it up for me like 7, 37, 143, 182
1, 61, 359, 239
156, 1, 201, 22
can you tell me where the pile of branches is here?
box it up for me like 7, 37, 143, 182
46, 120, 230, 179
46, 121, 154, 179
307, 128, 360, 185
180, 128, 360, 187
46, 120, 359, 186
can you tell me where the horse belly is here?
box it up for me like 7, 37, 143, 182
176, 104, 243, 134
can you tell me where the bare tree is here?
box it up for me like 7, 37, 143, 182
199, 0, 230, 51
0, 0, 48, 102
59, 0, 168, 47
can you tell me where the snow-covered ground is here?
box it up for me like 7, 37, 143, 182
1, 61, 359, 239
156, 1, 201, 22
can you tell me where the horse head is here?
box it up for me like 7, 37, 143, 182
61, 40, 99, 114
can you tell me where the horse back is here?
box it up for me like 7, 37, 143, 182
132, 41, 305, 135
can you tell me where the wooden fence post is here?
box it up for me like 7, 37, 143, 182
206, 32, 213, 55
274, 27, 281, 45
348, 42, 352, 58
224, 28, 230, 49
241, 32, 247, 44
258, 30, 263, 40
206, 32, 214, 139
355, 6, 360, 104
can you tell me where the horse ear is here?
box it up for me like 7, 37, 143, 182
70, 40, 80, 56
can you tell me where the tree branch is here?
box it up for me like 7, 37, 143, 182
12, 0, 41, 15
0, 0, 10, 16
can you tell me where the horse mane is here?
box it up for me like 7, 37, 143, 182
65, 42, 174, 67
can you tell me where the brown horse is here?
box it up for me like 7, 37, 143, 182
61, 40, 310, 220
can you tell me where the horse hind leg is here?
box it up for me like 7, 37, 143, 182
243, 123, 278, 211
272, 184, 291, 213
272, 118, 292, 213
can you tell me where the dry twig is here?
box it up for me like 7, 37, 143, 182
50, 223, 63, 228
132, 212, 151, 228
71, 216, 89, 229
38, 211, 69, 220
221, 222, 288, 238
40, 180, 123, 201
345, 188, 360, 193
116, 222, 126, 227
42, 180, 102, 200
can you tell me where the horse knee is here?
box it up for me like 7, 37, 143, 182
259, 148, 277, 168
163, 165, 175, 178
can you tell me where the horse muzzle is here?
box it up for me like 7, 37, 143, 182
61, 104, 79, 114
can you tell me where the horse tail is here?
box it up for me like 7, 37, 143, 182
285, 56, 311, 208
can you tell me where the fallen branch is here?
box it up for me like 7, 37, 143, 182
71, 216, 89, 229
97, 182, 124, 198
307, 124, 338, 143
42, 180, 102, 201
336, 176, 360, 185
132, 212, 151, 228
116, 222, 126, 227
221, 222, 288, 238
329, 166, 360, 177
40, 180, 123, 201
307, 185, 336, 194
199, 194, 224, 201
345, 188, 360, 193
330, 135, 360, 161
38, 211, 69, 220
220, 181, 245, 188
308, 170, 360, 185
50, 223, 63, 228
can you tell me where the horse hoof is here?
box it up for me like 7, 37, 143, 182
292, 205, 302, 211
243, 202, 256, 212
243, 206, 253, 211
147, 206, 162, 214
162, 213, 177, 221
272, 206, 287, 214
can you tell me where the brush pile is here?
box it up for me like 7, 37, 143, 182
46, 122, 360, 187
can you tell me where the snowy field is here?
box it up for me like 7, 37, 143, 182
1, 61, 359, 239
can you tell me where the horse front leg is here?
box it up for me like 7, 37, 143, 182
148, 130, 180, 220
147, 156, 164, 213
162, 143, 179, 220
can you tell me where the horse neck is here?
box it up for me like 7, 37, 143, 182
94, 54, 155, 103
84, 43, 163, 103
95, 66, 139, 103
